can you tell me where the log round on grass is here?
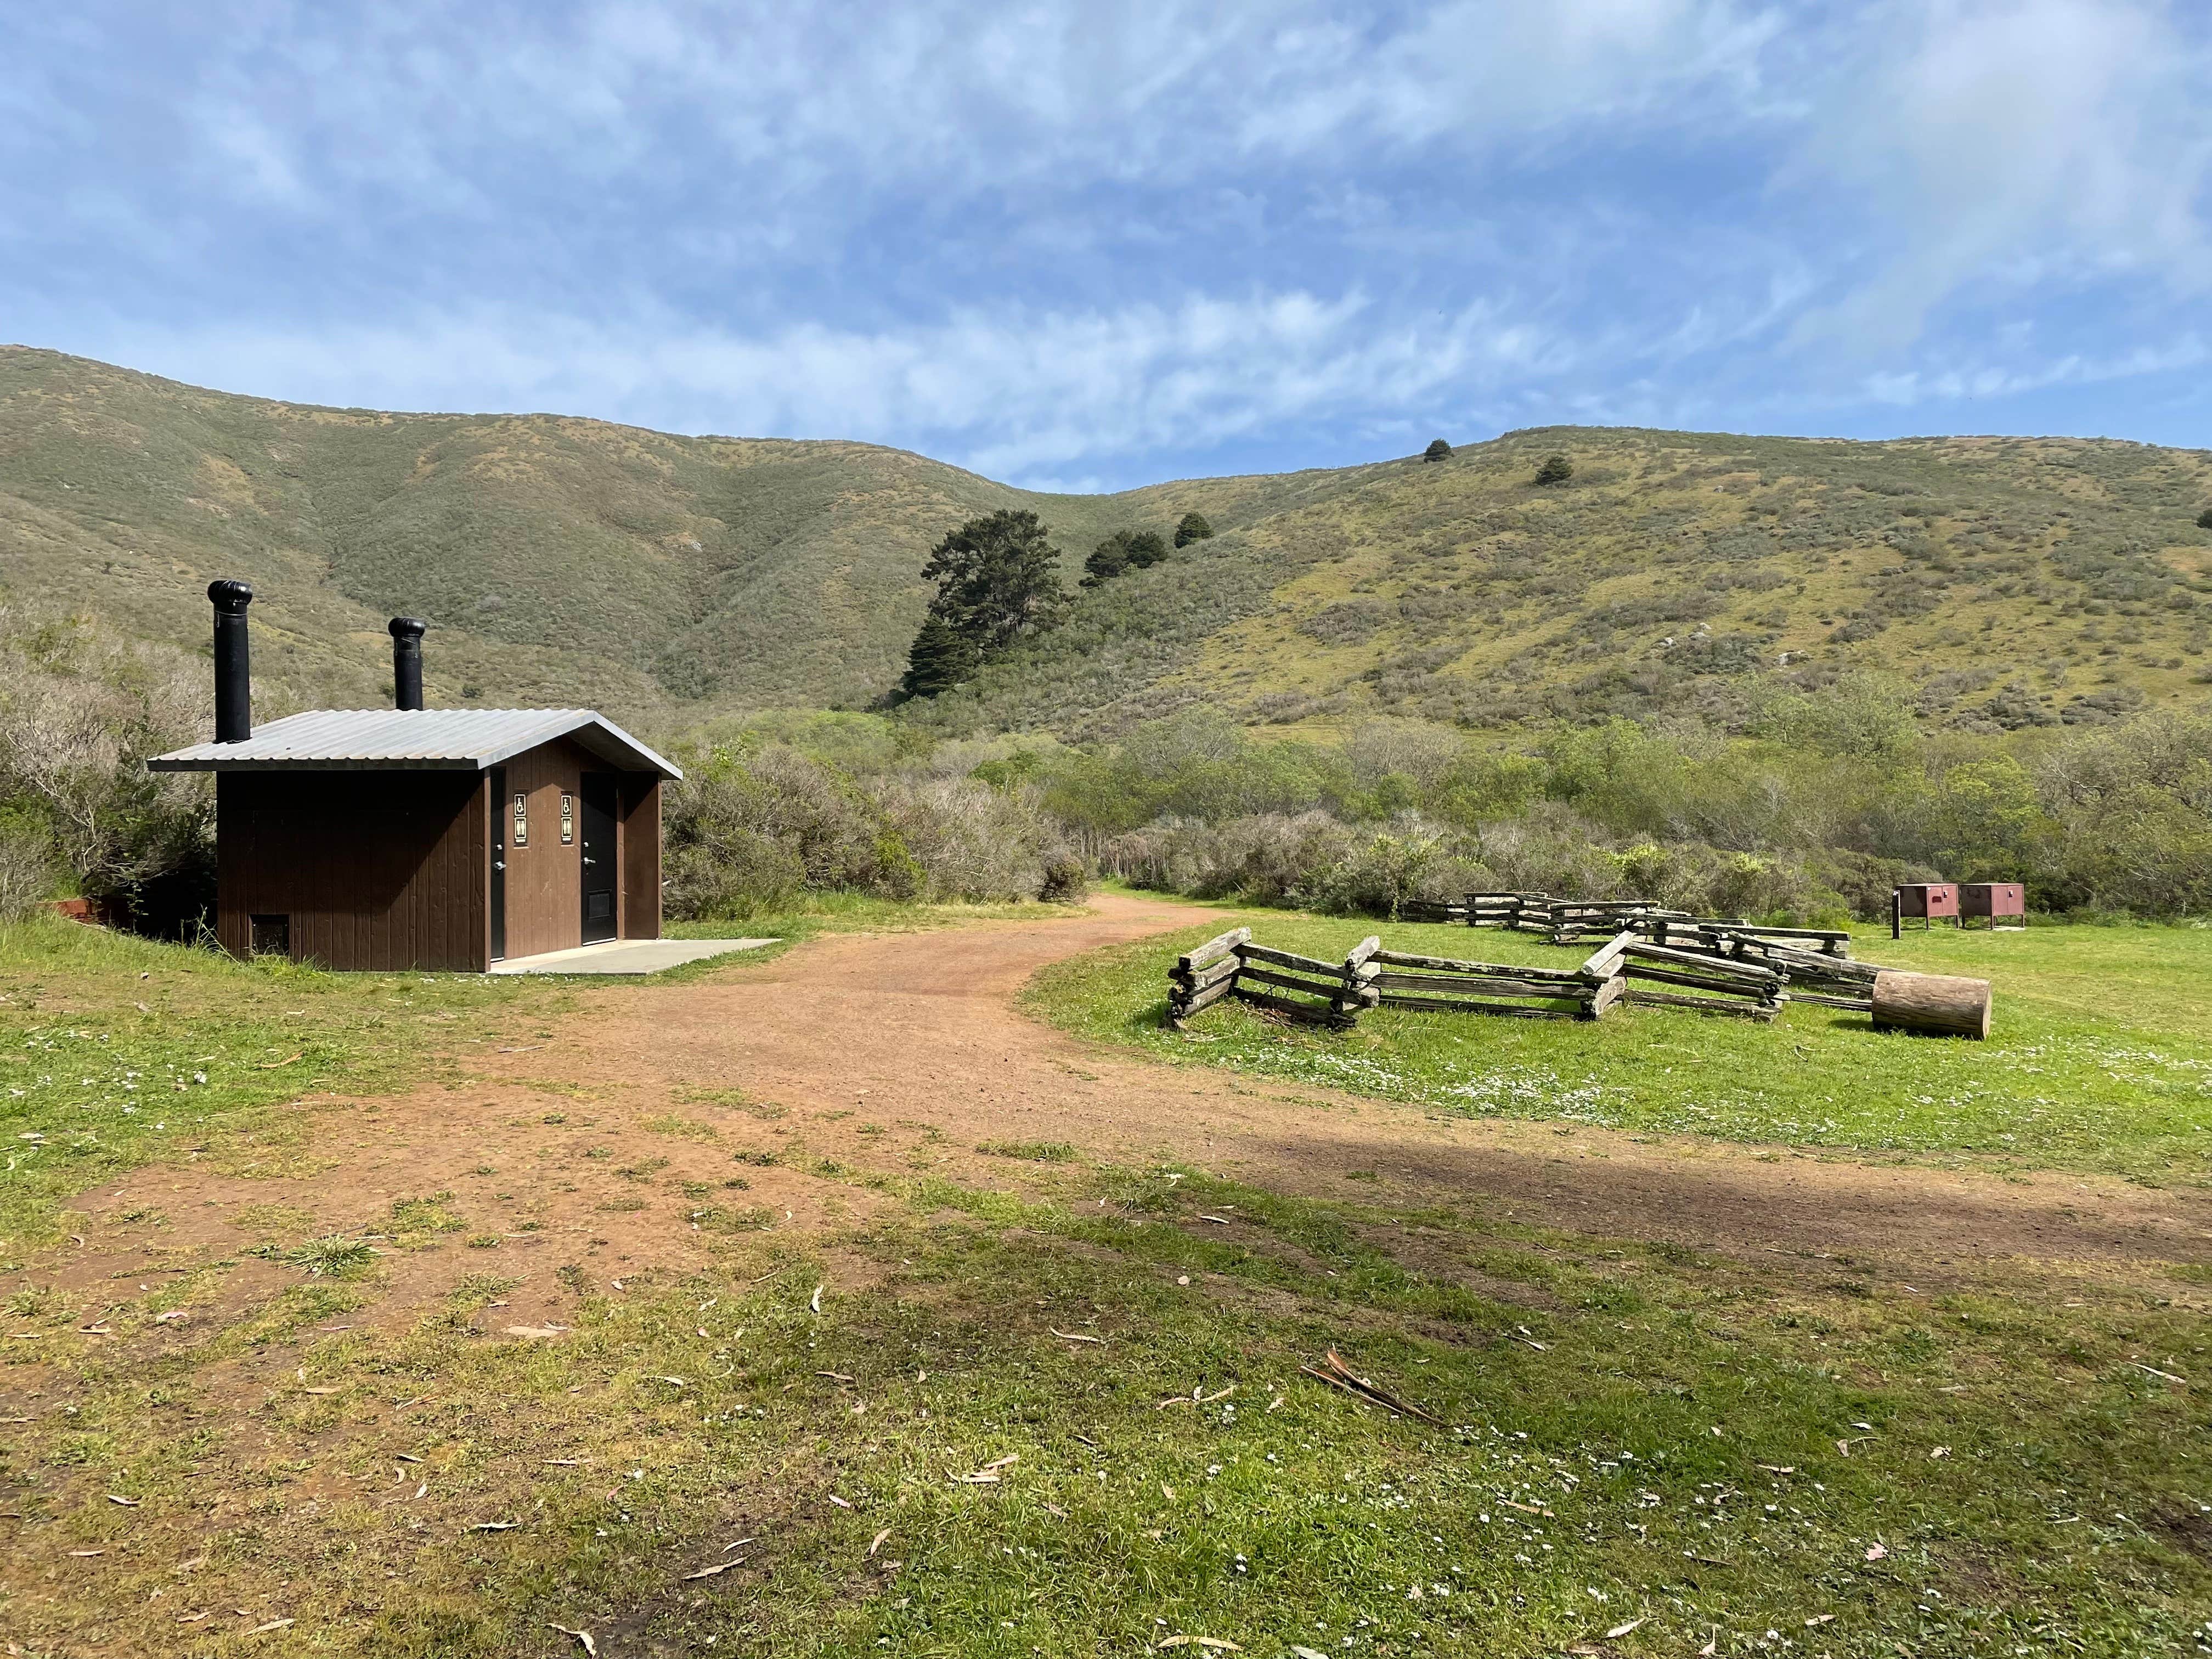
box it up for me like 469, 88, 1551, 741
1870, 969, 1992, 1040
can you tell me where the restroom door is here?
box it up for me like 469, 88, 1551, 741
488, 767, 509, 962
579, 774, 618, 944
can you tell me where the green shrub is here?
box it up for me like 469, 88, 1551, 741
1039, 853, 1090, 903
0, 816, 58, 919
1081, 529, 1169, 587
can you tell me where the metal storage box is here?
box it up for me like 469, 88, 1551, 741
1959, 882, 2025, 930
1894, 883, 1959, 928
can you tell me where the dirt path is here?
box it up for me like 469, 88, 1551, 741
63, 892, 2211, 1314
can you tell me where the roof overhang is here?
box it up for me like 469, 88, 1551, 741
147, 708, 682, 780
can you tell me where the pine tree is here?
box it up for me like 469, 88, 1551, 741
1533, 453, 1574, 486
1423, 438, 1451, 462
2198, 507, 2212, 529
1173, 511, 1214, 548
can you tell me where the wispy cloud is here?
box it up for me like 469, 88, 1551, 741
4, 0, 2209, 481
1789, 0, 2212, 349
97, 289, 1575, 483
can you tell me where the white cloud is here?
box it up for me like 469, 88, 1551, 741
1236, 0, 1780, 155
1856, 332, 2210, 407
1790, 0, 2212, 349
9, 0, 2212, 471
94, 287, 1571, 481
96, 1, 1790, 222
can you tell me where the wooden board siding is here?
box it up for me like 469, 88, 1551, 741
619, 778, 661, 940
216, 771, 487, 970
501, 738, 594, 961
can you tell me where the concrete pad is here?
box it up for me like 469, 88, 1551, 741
488, 938, 777, 975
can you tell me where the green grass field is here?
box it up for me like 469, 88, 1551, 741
0, 917, 559, 1250
2, 912, 2208, 1656
1026, 912, 2212, 1185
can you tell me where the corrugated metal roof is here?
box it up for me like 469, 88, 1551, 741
146, 708, 681, 779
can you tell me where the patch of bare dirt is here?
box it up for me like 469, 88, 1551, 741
48, 890, 2212, 1317
2150, 1503, 2212, 1563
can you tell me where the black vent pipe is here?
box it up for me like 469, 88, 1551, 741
208, 579, 254, 743
388, 617, 427, 710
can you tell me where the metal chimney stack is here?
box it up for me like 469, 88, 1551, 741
388, 617, 428, 711
208, 579, 255, 742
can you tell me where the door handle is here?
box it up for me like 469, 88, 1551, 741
493, 860, 506, 871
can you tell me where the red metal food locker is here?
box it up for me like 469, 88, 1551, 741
1892, 883, 1959, 934
1959, 882, 2026, 930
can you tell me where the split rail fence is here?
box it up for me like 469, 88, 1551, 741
1168, 891, 1989, 1037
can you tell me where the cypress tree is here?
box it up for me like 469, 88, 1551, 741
1082, 533, 1132, 587
900, 612, 980, 699
899, 509, 1068, 698
1173, 511, 1214, 548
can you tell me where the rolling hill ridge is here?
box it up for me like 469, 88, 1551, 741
5, 346, 2210, 741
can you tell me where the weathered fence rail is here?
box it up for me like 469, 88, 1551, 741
1165, 910, 1990, 1037
1365, 946, 1615, 1020
1167, 927, 1376, 1029
1582, 930, 1786, 1021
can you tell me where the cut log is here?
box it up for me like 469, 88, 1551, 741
1178, 927, 1251, 974
1870, 970, 1991, 1040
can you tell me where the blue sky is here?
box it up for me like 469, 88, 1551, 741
5, 1, 2209, 490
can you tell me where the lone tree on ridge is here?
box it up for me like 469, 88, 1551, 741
1533, 453, 1574, 486
899, 509, 1068, 699
1423, 438, 1451, 462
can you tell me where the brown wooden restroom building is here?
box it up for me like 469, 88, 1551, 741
148, 584, 681, 972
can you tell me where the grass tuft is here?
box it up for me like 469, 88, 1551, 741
249, 1234, 378, 1277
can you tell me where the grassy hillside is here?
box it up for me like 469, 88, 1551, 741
933, 428, 2212, 737
6, 347, 2211, 738
0, 347, 1206, 725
